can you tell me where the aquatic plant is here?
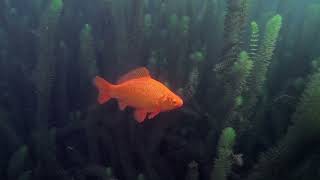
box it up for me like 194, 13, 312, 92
229, 51, 253, 112
1, 0, 320, 180
7, 145, 31, 180
84, 165, 118, 180
137, 173, 145, 180
311, 57, 320, 72
243, 14, 282, 115
232, 51, 253, 96
30, 0, 44, 15
31, 0, 65, 178
50, 0, 63, 12
0, 27, 8, 51
248, 21, 260, 60
215, 0, 249, 72
109, 0, 130, 65
144, 13, 152, 37
83, 108, 101, 164
80, 24, 97, 79
210, 0, 252, 128
146, 51, 158, 73
79, 24, 101, 164
180, 15, 190, 36
211, 127, 237, 180
33, 0, 63, 129
0, 108, 21, 151
55, 41, 69, 124
247, 64, 320, 180
181, 51, 205, 100
117, 0, 145, 65
239, 0, 250, 46
190, 51, 205, 63
17, 170, 32, 180
234, 96, 243, 108
300, 3, 320, 57
185, 161, 199, 180
105, 167, 113, 178
79, 24, 98, 107
169, 13, 178, 29
218, 50, 254, 128
289, 68, 320, 141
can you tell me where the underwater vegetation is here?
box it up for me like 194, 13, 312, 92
0, 0, 320, 180
211, 127, 236, 180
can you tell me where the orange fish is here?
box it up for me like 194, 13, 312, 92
93, 67, 183, 123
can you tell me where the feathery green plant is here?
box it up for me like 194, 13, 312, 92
185, 161, 199, 180
255, 14, 282, 90
50, 0, 63, 12
79, 24, 100, 163
181, 51, 204, 100
17, 170, 32, 180
232, 51, 253, 91
290, 70, 320, 139
247, 64, 320, 180
31, 0, 64, 177
7, 145, 30, 180
221, 50, 253, 128
235, 96, 243, 108
311, 57, 320, 72
211, 0, 252, 128
190, 51, 205, 63
211, 127, 237, 180
214, 0, 245, 72
137, 173, 145, 180
169, 14, 179, 33
244, 14, 282, 113
248, 21, 260, 60
144, 13, 152, 37
300, 3, 320, 57
83, 165, 117, 180
232, 51, 253, 109
80, 24, 97, 79
180, 15, 191, 36
239, 0, 250, 47
34, 0, 64, 128
0, 108, 21, 151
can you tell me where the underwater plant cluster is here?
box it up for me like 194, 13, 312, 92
0, 0, 320, 180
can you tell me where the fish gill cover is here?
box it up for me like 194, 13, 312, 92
0, 0, 319, 180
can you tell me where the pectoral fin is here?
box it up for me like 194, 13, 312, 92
134, 109, 148, 123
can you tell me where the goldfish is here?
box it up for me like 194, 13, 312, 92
93, 67, 183, 123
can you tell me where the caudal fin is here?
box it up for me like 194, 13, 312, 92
93, 76, 113, 104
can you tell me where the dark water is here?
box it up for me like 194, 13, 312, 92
0, 0, 320, 180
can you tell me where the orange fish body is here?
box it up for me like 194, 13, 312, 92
93, 67, 183, 123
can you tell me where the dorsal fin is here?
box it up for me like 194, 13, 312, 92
117, 67, 151, 84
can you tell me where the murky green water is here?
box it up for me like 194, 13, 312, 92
0, 0, 320, 179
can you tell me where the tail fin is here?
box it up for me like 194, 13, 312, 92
93, 76, 113, 104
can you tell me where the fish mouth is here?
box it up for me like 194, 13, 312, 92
177, 100, 183, 108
